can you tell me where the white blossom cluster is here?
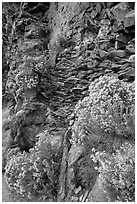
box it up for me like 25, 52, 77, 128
72, 75, 135, 143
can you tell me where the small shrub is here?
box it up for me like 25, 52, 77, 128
72, 75, 135, 144
4, 131, 62, 201
6, 54, 49, 104
91, 142, 135, 202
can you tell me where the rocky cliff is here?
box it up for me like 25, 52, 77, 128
2, 2, 135, 202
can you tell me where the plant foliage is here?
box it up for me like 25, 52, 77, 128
91, 142, 135, 202
4, 131, 62, 201
72, 75, 135, 144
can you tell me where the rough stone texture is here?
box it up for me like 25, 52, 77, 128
2, 175, 14, 202
2, 2, 135, 202
86, 176, 110, 202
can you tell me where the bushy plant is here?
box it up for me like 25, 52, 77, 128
72, 75, 135, 144
4, 131, 62, 201
7, 55, 48, 98
91, 142, 135, 202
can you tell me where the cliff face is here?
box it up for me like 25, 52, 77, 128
47, 2, 135, 116
3, 2, 135, 114
2, 2, 135, 202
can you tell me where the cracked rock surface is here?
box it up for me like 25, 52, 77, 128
2, 2, 135, 202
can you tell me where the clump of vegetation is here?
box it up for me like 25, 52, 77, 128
91, 142, 135, 202
72, 74, 135, 144
6, 54, 49, 103
4, 131, 62, 201
71, 74, 135, 201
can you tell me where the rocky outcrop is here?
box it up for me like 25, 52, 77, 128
4, 2, 135, 123
45, 2, 135, 119
2, 2, 135, 202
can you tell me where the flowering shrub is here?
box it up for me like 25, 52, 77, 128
15, 55, 48, 91
91, 142, 135, 202
4, 131, 62, 201
72, 75, 135, 144
6, 53, 49, 105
